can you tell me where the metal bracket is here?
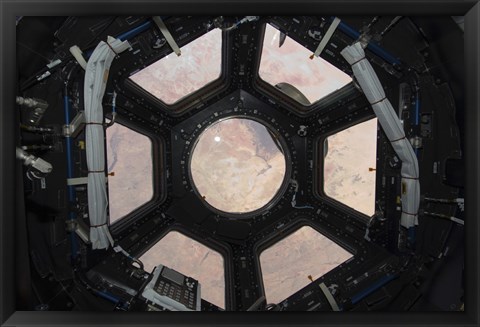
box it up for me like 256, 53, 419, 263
310, 17, 341, 59
319, 282, 341, 311
63, 111, 85, 137
65, 219, 91, 243
409, 136, 423, 149
152, 16, 181, 56
65, 219, 77, 233
67, 177, 88, 186
75, 219, 91, 243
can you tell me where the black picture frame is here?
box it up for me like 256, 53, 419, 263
1, 1, 478, 326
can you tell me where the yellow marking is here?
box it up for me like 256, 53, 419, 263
103, 69, 109, 83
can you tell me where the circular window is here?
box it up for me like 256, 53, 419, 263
190, 118, 287, 215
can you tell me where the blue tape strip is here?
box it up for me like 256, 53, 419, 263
408, 226, 416, 244
415, 95, 420, 126
334, 18, 401, 66
96, 290, 121, 304
64, 94, 79, 260
85, 17, 169, 58
117, 20, 153, 41
351, 274, 397, 305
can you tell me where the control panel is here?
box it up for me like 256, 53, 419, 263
141, 265, 201, 311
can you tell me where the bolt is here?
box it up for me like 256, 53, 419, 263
35, 304, 49, 311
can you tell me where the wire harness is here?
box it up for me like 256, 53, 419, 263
341, 42, 420, 229
84, 36, 130, 249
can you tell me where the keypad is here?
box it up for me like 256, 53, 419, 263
154, 277, 197, 309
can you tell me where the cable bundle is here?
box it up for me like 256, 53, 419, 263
84, 36, 130, 249
341, 42, 420, 228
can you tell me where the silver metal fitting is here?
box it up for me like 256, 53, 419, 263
409, 136, 423, 149
16, 147, 53, 175
63, 111, 85, 137
16, 96, 49, 125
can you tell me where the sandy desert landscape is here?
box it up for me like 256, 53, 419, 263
259, 24, 352, 103
324, 118, 378, 216
140, 231, 226, 309
106, 123, 153, 223
190, 118, 286, 213
129, 28, 222, 105
260, 225, 354, 304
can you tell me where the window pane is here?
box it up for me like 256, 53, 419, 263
129, 28, 222, 105
260, 226, 353, 304
140, 231, 226, 309
106, 123, 153, 223
323, 118, 378, 216
259, 24, 352, 105
190, 118, 286, 214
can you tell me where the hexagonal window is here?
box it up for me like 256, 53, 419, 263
129, 28, 222, 105
259, 226, 353, 304
190, 118, 287, 214
106, 122, 153, 223
323, 118, 378, 216
259, 23, 352, 106
139, 231, 226, 309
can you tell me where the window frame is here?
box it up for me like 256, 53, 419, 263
135, 225, 233, 310
254, 219, 356, 304
313, 116, 379, 222
187, 116, 291, 218
106, 115, 167, 232
123, 27, 232, 117
252, 22, 357, 116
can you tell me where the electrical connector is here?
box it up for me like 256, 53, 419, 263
455, 198, 464, 212
16, 147, 53, 175
16, 96, 49, 125
239, 16, 260, 24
